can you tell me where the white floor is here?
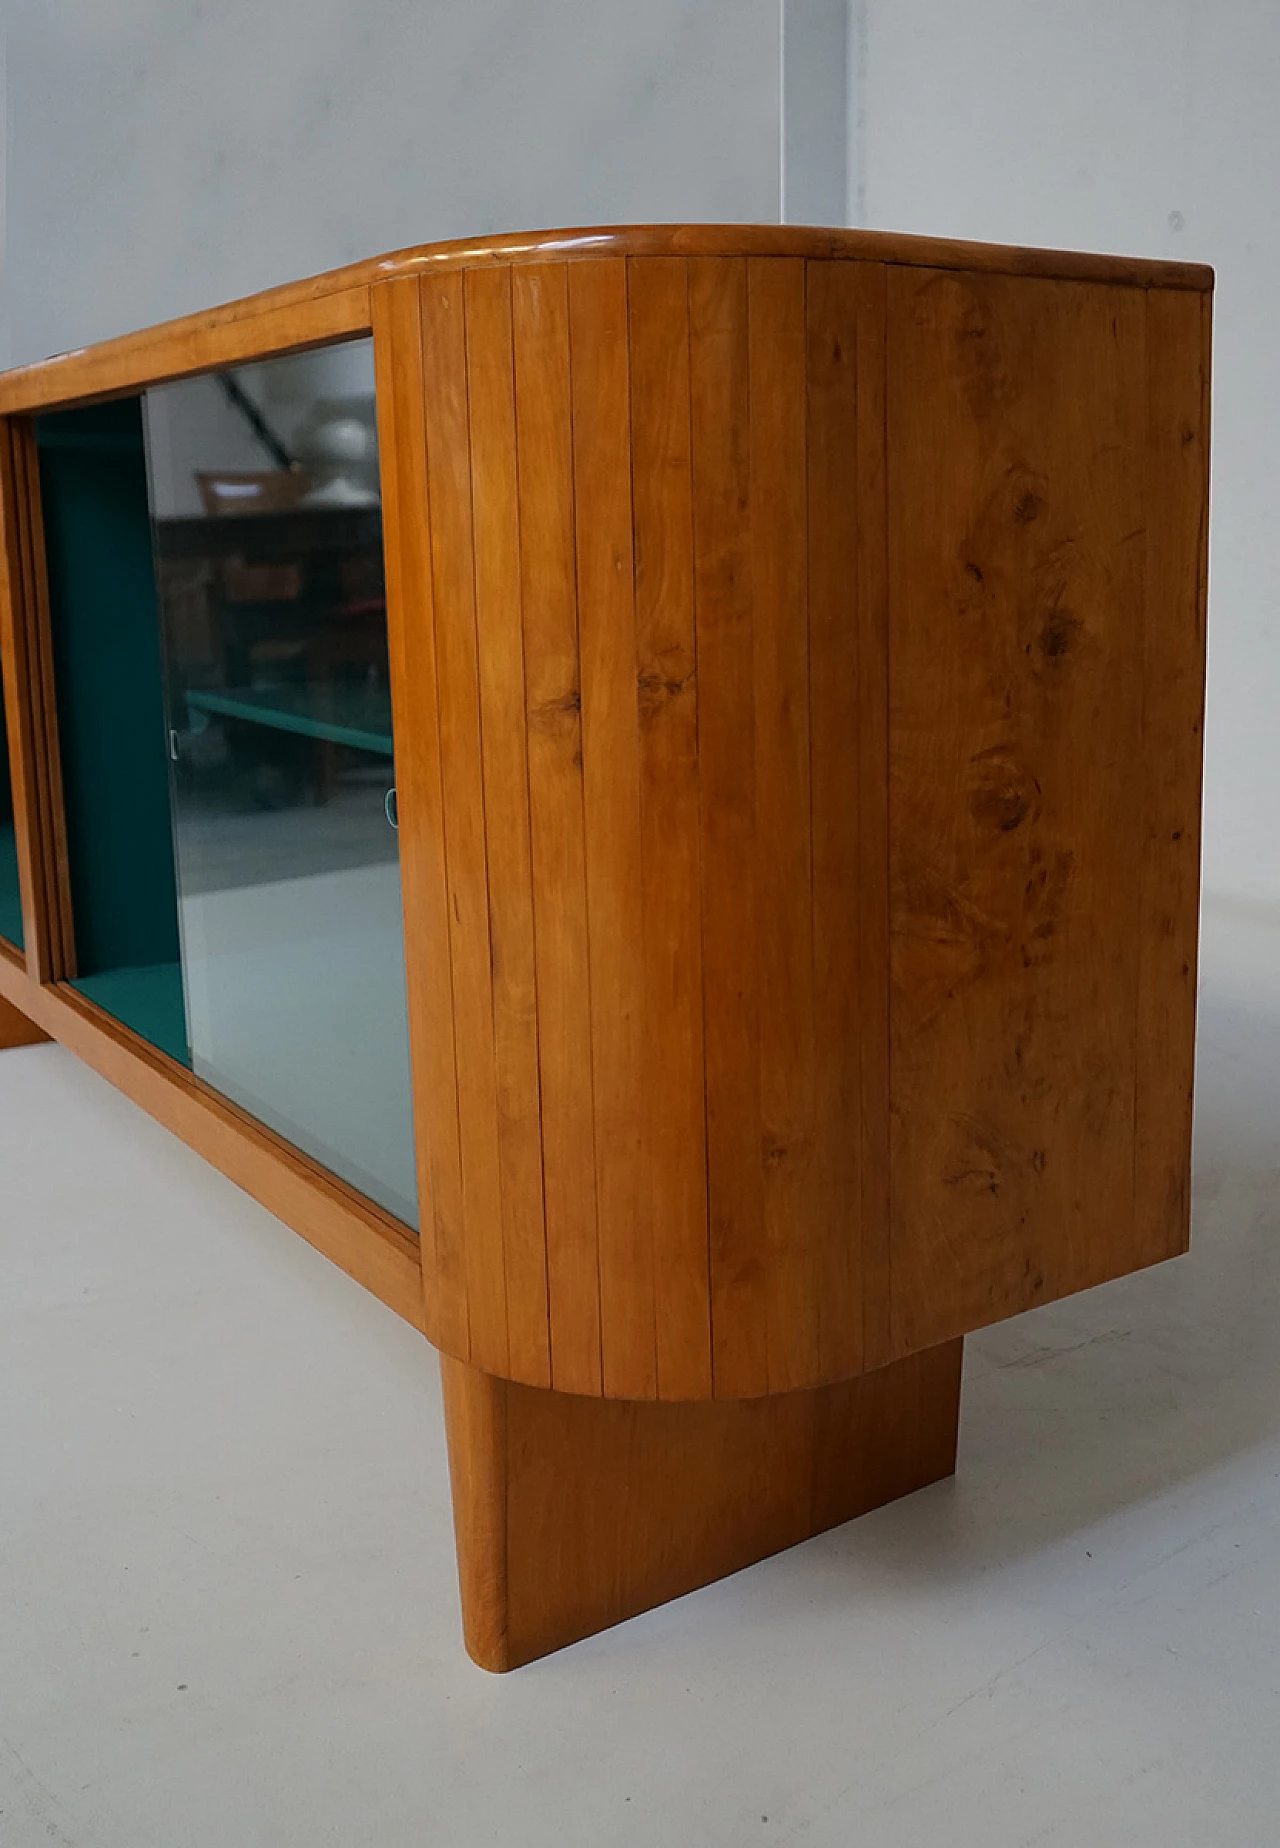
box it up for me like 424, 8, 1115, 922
2, 895, 1279, 1847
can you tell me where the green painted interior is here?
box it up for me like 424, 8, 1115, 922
0, 827, 22, 950
70, 964, 189, 1068
37, 399, 189, 1064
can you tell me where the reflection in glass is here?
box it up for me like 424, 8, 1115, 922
144, 338, 419, 1227
0, 659, 22, 949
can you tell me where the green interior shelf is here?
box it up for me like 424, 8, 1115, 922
36, 398, 190, 1065
186, 684, 394, 757
70, 964, 189, 1067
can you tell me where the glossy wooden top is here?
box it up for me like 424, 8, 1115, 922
0, 224, 1213, 417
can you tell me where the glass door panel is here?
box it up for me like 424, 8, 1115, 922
0, 657, 22, 950
143, 339, 419, 1228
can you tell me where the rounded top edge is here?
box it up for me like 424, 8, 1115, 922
361, 221, 1214, 289
0, 223, 1212, 416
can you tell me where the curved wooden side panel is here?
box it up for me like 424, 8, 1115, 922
378, 257, 888, 1403
377, 252, 1208, 1408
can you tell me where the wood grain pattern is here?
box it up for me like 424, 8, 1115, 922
0, 950, 423, 1327
420, 274, 511, 1379
398, 250, 1207, 1402
626, 257, 713, 1401
441, 1337, 962, 1670
687, 257, 764, 1398
511, 264, 602, 1396
13, 422, 76, 981
804, 260, 876, 1387
748, 257, 818, 1393
851, 264, 893, 1371
463, 266, 552, 1388
886, 268, 1151, 1355
0, 289, 371, 418
0, 244, 1209, 1418
405, 254, 887, 1400
1132, 287, 1212, 1269
569, 259, 655, 1398
372, 278, 468, 1356
0, 226, 1210, 419
0, 231, 1213, 1671
0, 424, 46, 968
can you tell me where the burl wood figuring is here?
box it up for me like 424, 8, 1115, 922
0, 226, 1212, 1670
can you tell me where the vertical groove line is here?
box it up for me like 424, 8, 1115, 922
623, 259, 662, 1396
462, 272, 512, 1369
802, 260, 821, 1379
372, 280, 440, 1307
1130, 287, 1152, 1266
685, 260, 712, 1400
504, 269, 555, 1383
878, 264, 892, 1360
419, 281, 473, 1364
564, 264, 606, 1394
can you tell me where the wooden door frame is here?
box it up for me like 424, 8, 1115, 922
0, 299, 425, 1335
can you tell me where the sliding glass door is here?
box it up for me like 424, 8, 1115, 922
143, 339, 419, 1227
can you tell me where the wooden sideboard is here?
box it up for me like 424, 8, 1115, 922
0, 225, 1212, 1669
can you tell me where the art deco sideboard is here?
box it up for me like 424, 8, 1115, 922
0, 225, 1211, 1669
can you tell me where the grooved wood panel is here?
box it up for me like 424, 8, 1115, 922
382, 251, 1207, 1405
807, 261, 883, 1381
570, 260, 655, 1398
371, 279, 468, 1358
441, 1336, 963, 1671
851, 265, 894, 1372
565, 267, 650, 1389
463, 266, 553, 1389
0, 236, 1209, 1457
627, 258, 712, 1402
688, 255, 765, 1397
886, 268, 1166, 1355
511, 263, 602, 1397
747, 256, 815, 1394
420, 274, 511, 1380
397, 256, 888, 1400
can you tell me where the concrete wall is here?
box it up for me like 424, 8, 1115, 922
2, 0, 780, 367
854, 0, 1280, 904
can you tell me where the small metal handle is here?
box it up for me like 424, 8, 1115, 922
169, 728, 181, 763
384, 786, 399, 830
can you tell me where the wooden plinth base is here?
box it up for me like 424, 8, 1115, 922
441, 1339, 963, 1671
0, 992, 49, 1050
